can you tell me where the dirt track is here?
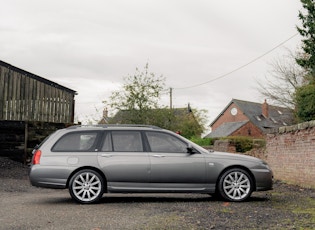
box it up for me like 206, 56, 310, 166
0, 157, 314, 230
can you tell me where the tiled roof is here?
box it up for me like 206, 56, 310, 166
205, 121, 248, 138
232, 99, 295, 132
209, 99, 295, 136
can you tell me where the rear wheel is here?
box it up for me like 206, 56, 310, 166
217, 168, 253, 202
69, 169, 104, 204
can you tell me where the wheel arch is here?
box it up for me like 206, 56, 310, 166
66, 166, 108, 192
216, 165, 256, 192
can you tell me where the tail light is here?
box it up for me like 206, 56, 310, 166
32, 150, 42, 165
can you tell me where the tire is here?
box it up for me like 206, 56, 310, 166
69, 169, 104, 204
217, 168, 253, 202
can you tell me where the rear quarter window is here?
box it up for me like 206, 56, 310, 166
52, 131, 99, 152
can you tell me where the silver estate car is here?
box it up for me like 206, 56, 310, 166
29, 125, 273, 204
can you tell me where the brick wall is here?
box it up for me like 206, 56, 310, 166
211, 102, 264, 138
211, 103, 248, 131
231, 122, 264, 138
266, 120, 315, 189
213, 140, 236, 153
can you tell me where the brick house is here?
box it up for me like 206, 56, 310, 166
205, 99, 295, 138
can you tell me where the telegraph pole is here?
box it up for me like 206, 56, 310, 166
169, 87, 173, 110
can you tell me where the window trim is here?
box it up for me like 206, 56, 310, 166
144, 130, 189, 153
100, 130, 145, 153
51, 131, 102, 152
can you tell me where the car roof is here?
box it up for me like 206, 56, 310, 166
66, 124, 163, 131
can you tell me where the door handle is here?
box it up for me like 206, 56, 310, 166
101, 153, 112, 157
153, 154, 166, 158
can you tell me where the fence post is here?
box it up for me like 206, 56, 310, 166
24, 121, 28, 165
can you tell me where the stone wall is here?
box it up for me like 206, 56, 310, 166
266, 120, 315, 189
213, 140, 236, 153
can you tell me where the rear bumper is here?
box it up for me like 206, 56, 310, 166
29, 165, 69, 189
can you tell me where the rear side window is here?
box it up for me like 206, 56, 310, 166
109, 131, 143, 152
52, 132, 99, 152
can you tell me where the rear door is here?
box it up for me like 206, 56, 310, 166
97, 131, 150, 190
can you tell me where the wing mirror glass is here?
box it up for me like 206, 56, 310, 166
187, 144, 197, 154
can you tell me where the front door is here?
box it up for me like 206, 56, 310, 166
145, 131, 206, 189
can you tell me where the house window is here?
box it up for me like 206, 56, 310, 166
271, 117, 278, 123
247, 129, 251, 136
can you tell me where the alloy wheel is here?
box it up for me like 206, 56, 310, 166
219, 168, 253, 202
70, 170, 104, 204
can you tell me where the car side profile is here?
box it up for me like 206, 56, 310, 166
29, 125, 273, 204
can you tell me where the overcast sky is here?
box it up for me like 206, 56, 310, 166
0, 0, 303, 125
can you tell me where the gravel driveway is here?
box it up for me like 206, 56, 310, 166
0, 157, 314, 230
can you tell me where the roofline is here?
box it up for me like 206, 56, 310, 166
0, 60, 77, 95
206, 120, 249, 138
209, 98, 235, 127
209, 98, 294, 128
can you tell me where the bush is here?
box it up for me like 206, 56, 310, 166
253, 139, 266, 148
190, 136, 265, 153
295, 84, 315, 122
190, 136, 215, 146
223, 136, 254, 153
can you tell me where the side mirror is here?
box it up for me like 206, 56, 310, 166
187, 144, 197, 154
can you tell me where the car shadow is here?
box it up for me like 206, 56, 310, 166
99, 193, 270, 204
100, 194, 212, 204
34, 192, 271, 205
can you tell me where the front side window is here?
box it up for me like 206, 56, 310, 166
52, 132, 99, 152
111, 131, 143, 152
145, 131, 188, 153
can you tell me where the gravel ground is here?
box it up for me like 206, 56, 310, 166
0, 157, 315, 230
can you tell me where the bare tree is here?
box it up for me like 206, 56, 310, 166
257, 48, 306, 109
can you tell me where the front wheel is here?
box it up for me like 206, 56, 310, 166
69, 169, 104, 204
217, 168, 253, 202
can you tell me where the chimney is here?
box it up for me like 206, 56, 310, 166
103, 107, 108, 119
262, 99, 269, 118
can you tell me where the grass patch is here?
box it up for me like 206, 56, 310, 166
270, 190, 315, 228
292, 197, 315, 222
140, 213, 197, 229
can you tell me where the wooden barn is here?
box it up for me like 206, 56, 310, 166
0, 60, 77, 162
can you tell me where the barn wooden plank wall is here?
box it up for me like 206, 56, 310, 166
0, 62, 76, 123
0, 120, 70, 163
